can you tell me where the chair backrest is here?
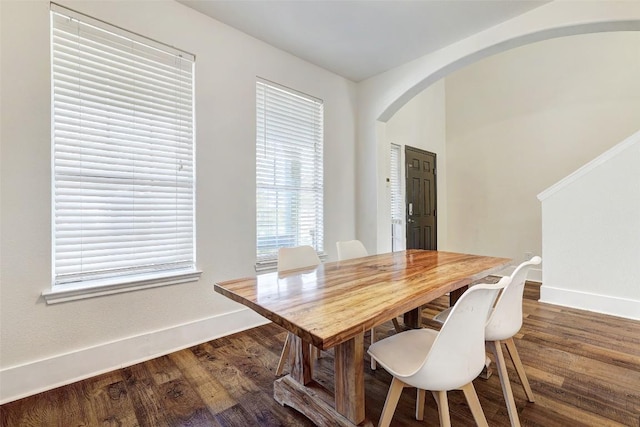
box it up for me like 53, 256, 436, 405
414, 278, 509, 391
336, 240, 368, 261
485, 256, 542, 341
277, 245, 321, 272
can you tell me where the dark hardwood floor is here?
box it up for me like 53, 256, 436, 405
2, 282, 639, 426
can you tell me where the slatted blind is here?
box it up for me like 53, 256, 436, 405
51, 5, 196, 286
256, 79, 324, 263
390, 144, 403, 222
390, 144, 404, 252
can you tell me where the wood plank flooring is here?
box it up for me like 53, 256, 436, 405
2, 282, 639, 426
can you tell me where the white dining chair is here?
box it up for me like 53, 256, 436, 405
336, 239, 368, 261
275, 245, 321, 376
336, 240, 401, 370
368, 278, 509, 427
277, 245, 321, 273
434, 256, 541, 427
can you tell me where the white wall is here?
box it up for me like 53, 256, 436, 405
356, 1, 640, 256
0, 0, 356, 402
445, 32, 640, 268
538, 132, 640, 320
382, 81, 447, 253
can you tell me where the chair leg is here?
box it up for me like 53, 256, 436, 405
432, 390, 451, 427
378, 377, 405, 427
504, 337, 535, 403
370, 328, 377, 370
275, 332, 291, 376
478, 355, 493, 380
416, 388, 426, 420
392, 318, 402, 333
460, 382, 489, 427
488, 340, 521, 427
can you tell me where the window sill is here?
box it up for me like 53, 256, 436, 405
42, 269, 202, 305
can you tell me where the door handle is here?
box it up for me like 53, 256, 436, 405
408, 203, 413, 216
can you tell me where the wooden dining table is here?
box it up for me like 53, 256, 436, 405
214, 250, 510, 426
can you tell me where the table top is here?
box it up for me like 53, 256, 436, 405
214, 250, 510, 350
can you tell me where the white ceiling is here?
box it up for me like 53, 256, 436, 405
177, 0, 549, 82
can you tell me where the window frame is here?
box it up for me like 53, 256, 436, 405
45, 4, 200, 303
255, 78, 325, 270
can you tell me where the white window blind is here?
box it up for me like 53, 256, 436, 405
390, 144, 404, 252
390, 144, 403, 222
51, 5, 196, 287
256, 79, 324, 264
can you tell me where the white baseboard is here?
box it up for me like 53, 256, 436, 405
0, 308, 269, 404
540, 285, 640, 321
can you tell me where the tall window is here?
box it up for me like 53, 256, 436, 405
390, 144, 404, 251
256, 79, 324, 265
51, 5, 196, 291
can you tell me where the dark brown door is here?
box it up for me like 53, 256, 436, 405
405, 146, 437, 250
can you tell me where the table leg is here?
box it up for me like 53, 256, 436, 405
288, 334, 313, 385
335, 334, 365, 424
450, 285, 468, 306
403, 284, 470, 328
274, 332, 373, 427
403, 308, 422, 328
